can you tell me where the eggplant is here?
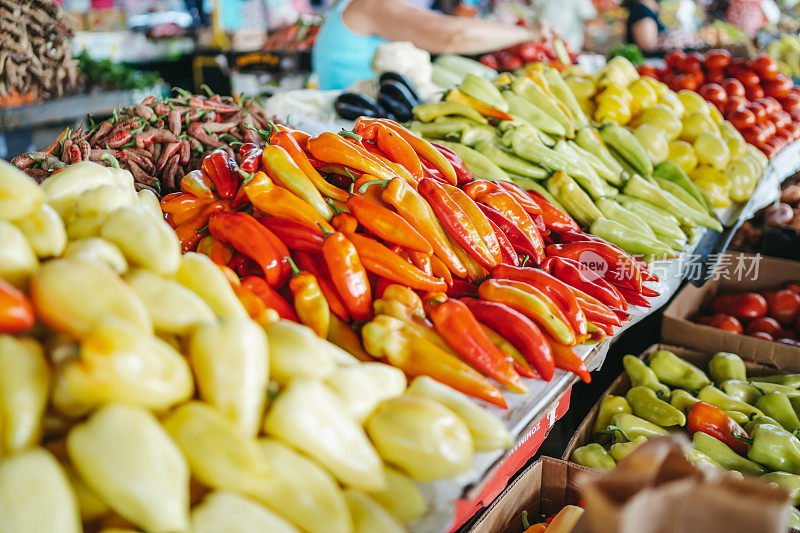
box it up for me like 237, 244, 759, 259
377, 93, 413, 122
379, 72, 422, 105
379, 79, 422, 112
335, 92, 385, 120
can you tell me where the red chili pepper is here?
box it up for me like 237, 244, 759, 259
614, 285, 652, 308
209, 212, 290, 287
687, 401, 750, 455
0, 277, 34, 333
321, 231, 372, 322
228, 253, 264, 278
294, 251, 351, 322
404, 249, 433, 276
460, 298, 555, 381
545, 241, 644, 294
189, 95, 239, 113
241, 275, 299, 322
180, 170, 216, 200
640, 285, 659, 298
525, 190, 581, 233
419, 156, 445, 182
542, 256, 627, 311
173, 202, 227, 253
161, 193, 214, 226
426, 296, 526, 392
559, 231, 657, 283
469, 188, 545, 265
492, 264, 588, 337
240, 145, 263, 173
568, 288, 622, 328
446, 279, 478, 298
543, 333, 591, 383
487, 219, 519, 266
201, 149, 238, 199
257, 216, 324, 253
430, 141, 474, 184
478, 203, 541, 262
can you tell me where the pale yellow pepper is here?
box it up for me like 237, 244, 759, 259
345, 489, 405, 533
65, 213, 107, 240
13, 203, 66, 258
324, 362, 407, 423
126, 269, 215, 335
61, 461, 109, 523
191, 492, 299, 533
0, 220, 38, 288
52, 318, 194, 417
254, 438, 352, 533
366, 394, 473, 481
0, 448, 81, 533
0, 158, 44, 220
137, 188, 163, 219
74, 184, 138, 218
264, 378, 385, 491
0, 336, 49, 453
40, 161, 132, 220
368, 466, 427, 524
101, 206, 180, 275
62, 238, 128, 274
67, 404, 190, 533
30, 258, 151, 339
265, 320, 336, 384
173, 252, 247, 319
189, 319, 269, 436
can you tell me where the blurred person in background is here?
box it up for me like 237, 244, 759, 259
625, 0, 698, 52
539, 0, 595, 50
312, 0, 550, 90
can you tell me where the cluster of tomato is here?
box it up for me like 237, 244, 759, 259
478, 39, 576, 72
639, 49, 800, 158
695, 283, 800, 346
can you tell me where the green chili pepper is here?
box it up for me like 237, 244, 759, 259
609, 435, 648, 462
789, 508, 800, 530
708, 352, 747, 385
623, 355, 671, 399
460, 125, 501, 148
590, 218, 676, 257
670, 389, 699, 414
608, 413, 668, 441
571, 443, 615, 473
745, 415, 783, 434
725, 409, 750, 426
596, 198, 656, 238
433, 140, 510, 182
697, 385, 764, 420
751, 374, 800, 388
409, 121, 471, 140
616, 195, 687, 250
459, 74, 508, 112
653, 160, 711, 214
412, 102, 488, 124
626, 386, 686, 427
474, 140, 549, 180
546, 171, 602, 227
685, 448, 724, 470
755, 392, 800, 433
692, 432, 767, 476
721, 379, 800, 404
648, 350, 710, 392
745, 423, 800, 474
592, 395, 633, 435
624, 174, 722, 232
761, 472, 800, 505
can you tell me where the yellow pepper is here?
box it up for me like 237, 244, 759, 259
406, 376, 512, 452
173, 252, 247, 319
365, 394, 474, 481
372, 284, 454, 353
191, 492, 299, 533
0, 220, 38, 288
52, 318, 193, 416
0, 448, 81, 533
189, 319, 269, 436
66, 404, 190, 533
265, 320, 336, 384
74, 184, 138, 218
61, 461, 109, 523
101, 206, 180, 276
163, 401, 269, 494
263, 378, 385, 491
254, 438, 352, 533
726, 158, 759, 203
324, 362, 407, 423
62, 238, 128, 274
345, 489, 405, 533
367, 466, 427, 524
0, 336, 49, 453
65, 213, 107, 240
126, 269, 215, 336
327, 313, 373, 362
137, 188, 163, 219
31, 258, 151, 339
0, 158, 44, 220
13, 203, 66, 258
40, 161, 131, 220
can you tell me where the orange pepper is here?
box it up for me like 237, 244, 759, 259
0, 277, 34, 334
243, 171, 333, 232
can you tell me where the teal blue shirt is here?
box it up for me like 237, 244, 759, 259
312, 0, 387, 90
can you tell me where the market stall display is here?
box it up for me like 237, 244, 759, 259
733, 172, 800, 256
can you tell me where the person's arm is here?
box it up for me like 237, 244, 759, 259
631, 17, 658, 51
344, 0, 544, 54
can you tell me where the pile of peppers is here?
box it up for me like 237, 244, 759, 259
572, 348, 800, 529
160, 116, 662, 408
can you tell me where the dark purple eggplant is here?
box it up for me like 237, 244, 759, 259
335, 93, 385, 120
377, 93, 413, 122
379, 72, 422, 106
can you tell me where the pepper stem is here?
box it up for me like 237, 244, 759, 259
594, 425, 629, 442
284, 256, 302, 277
316, 222, 333, 237
732, 432, 754, 445
749, 382, 766, 396
326, 198, 344, 215
98, 153, 120, 169
339, 131, 363, 142
520, 255, 530, 267
357, 179, 390, 194
344, 167, 359, 181
521, 511, 531, 530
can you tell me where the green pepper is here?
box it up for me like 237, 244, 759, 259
623, 355, 671, 399
409, 121, 470, 140
685, 448, 724, 470
744, 415, 782, 434
616, 195, 687, 250
697, 385, 764, 420
692, 432, 767, 475
653, 160, 711, 214
746, 423, 800, 474
652, 176, 709, 216
761, 472, 800, 505
459, 74, 508, 112
592, 395, 632, 435
721, 379, 800, 404
708, 352, 747, 384
460, 126, 500, 148
789, 508, 800, 530
546, 171, 602, 227
751, 374, 800, 388
502, 92, 565, 137
670, 389, 699, 413
474, 140, 549, 180
755, 392, 800, 433
553, 141, 616, 201
590, 218, 675, 257
596, 198, 656, 238
626, 386, 686, 427
609, 435, 647, 462
509, 178, 568, 213
725, 409, 750, 426
623, 174, 722, 232
571, 443, 615, 473
648, 350, 711, 392
433, 140, 510, 182
608, 413, 668, 441
412, 102, 488, 124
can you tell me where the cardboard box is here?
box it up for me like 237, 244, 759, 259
662, 252, 800, 372
465, 456, 599, 533
561, 343, 784, 461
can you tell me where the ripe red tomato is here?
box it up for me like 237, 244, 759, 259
709, 313, 743, 333
746, 316, 782, 336
665, 50, 686, 69
638, 64, 658, 78
757, 97, 781, 115
786, 122, 800, 140
740, 124, 768, 145
517, 42, 542, 63
674, 73, 699, 91
745, 84, 765, 100
786, 282, 800, 295
723, 78, 746, 98
725, 95, 749, 113
746, 102, 768, 122
760, 143, 778, 158
760, 119, 777, 139
737, 69, 761, 88
705, 49, 732, 70
749, 331, 775, 341
656, 67, 672, 80
732, 292, 768, 319
776, 129, 794, 144
692, 70, 706, 86
480, 54, 500, 70
679, 52, 702, 73
766, 135, 789, 153
750, 53, 779, 81
705, 68, 726, 85
699, 83, 727, 107
710, 293, 741, 313
770, 110, 792, 130
779, 92, 800, 114
764, 75, 794, 99
499, 52, 523, 71
729, 108, 757, 130
767, 289, 800, 325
